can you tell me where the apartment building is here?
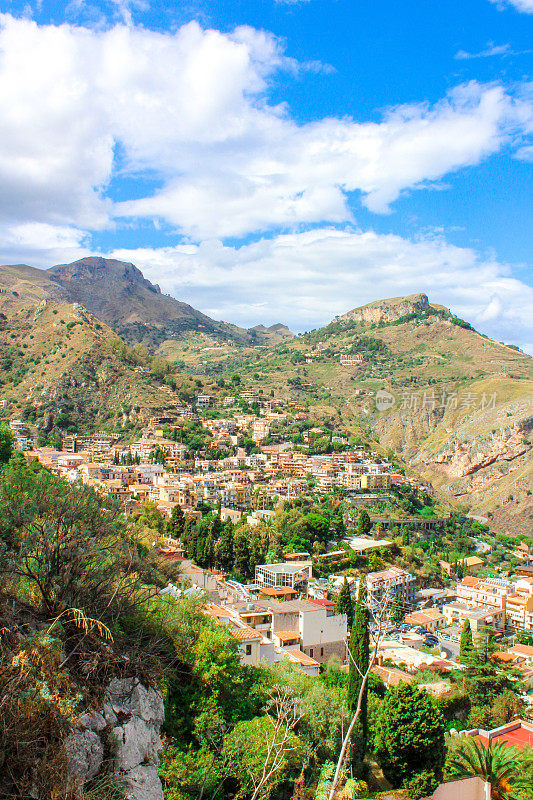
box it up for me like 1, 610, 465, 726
505, 584, 533, 632
252, 419, 270, 443
99, 480, 132, 503
62, 432, 119, 454
365, 567, 416, 611
457, 576, 533, 632
255, 562, 312, 592
340, 472, 362, 491
339, 353, 364, 365
457, 576, 511, 612
240, 390, 261, 403
231, 598, 348, 664
360, 473, 391, 490
442, 602, 504, 634
220, 482, 251, 511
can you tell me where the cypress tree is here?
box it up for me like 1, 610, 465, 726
204, 533, 215, 569
195, 534, 207, 567
358, 510, 372, 536
391, 594, 405, 624
233, 529, 251, 578
215, 521, 234, 572
459, 619, 474, 664
168, 504, 185, 539
335, 577, 355, 629
347, 582, 370, 776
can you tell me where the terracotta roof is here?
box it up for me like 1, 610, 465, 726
275, 630, 301, 642
206, 604, 233, 618
230, 626, 263, 641
372, 665, 414, 687
492, 651, 515, 663
405, 610, 444, 624
308, 599, 335, 608
473, 721, 533, 750
285, 649, 320, 667
461, 576, 479, 586
510, 644, 533, 656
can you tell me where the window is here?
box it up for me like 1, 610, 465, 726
245, 644, 252, 656
320, 648, 324, 657
309, 648, 314, 658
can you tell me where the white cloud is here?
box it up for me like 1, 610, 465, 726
116, 80, 532, 237
455, 43, 512, 59
0, 14, 531, 241
516, 144, 533, 160
107, 228, 533, 352
0, 13, 532, 354
0, 222, 89, 265
490, 0, 533, 13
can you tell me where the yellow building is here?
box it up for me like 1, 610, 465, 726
360, 473, 391, 490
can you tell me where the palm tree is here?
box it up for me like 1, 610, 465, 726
446, 738, 518, 800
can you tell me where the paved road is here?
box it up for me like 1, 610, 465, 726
437, 634, 460, 661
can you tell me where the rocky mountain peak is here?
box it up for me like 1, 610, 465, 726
340, 292, 433, 326
48, 257, 159, 291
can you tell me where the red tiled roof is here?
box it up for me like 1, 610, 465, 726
372, 665, 414, 687
492, 651, 515, 663
275, 630, 301, 642
510, 644, 533, 656
285, 649, 319, 667
230, 626, 263, 641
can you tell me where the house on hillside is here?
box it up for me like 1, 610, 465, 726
440, 556, 484, 576
255, 562, 312, 593
404, 609, 446, 633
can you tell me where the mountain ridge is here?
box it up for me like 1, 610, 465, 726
0, 257, 282, 349
2, 256, 533, 523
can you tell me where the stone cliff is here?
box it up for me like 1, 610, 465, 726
340, 293, 432, 326
66, 677, 165, 800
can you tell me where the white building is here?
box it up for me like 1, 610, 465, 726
365, 567, 416, 611
255, 562, 312, 592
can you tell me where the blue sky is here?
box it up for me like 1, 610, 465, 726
0, 0, 532, 349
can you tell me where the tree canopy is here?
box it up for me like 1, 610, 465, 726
375, 683, 446, 794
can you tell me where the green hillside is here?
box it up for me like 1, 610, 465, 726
184, 294, 533, 521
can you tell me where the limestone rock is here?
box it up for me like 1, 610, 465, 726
107, 677, 164, 726
122, 766, 164, 800
66, 678, 165, 800
65, 729, 104, 781
79, 710, 106, 732
113, 716, 162, 772
341, 293, 431, 326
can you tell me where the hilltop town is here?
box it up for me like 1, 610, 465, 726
1, 260, 533, 800
5, 380, 533, 685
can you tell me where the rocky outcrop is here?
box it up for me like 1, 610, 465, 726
65, 678, 164, 800
432, 425, 529, 478
341, 293, 432, 326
